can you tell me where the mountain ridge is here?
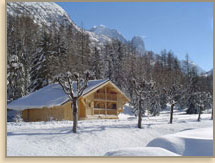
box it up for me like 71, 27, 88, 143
7, 2, 206, 73
89, 25, 127, 44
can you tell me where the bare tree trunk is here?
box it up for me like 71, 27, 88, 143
211, 108, 213, 120
169, 104, 174, 124
138, 100, 142, 128
72, 99, 78, 133
197, 107, 202, 122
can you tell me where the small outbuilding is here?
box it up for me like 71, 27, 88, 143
7, 79, 130, 122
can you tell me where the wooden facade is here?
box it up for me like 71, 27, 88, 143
21, 81, 129, 122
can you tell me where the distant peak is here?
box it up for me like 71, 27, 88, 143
132, 36, 144, 40
131, 36, 146, 54
89, 25, 127, 43
133, 35, 141, 38
92, 24, 106, 29
99, 24, 106, 28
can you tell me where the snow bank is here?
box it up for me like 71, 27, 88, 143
104, 147, 179, 156
147, 127, 213, 156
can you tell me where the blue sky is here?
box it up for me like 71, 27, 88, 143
57, 2, 213, 71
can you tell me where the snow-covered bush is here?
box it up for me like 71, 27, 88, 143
13, 111, 23, 122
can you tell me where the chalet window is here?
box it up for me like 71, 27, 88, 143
94, 102, 105, 109
95, 103, 99, 108
112, 104, 116, 109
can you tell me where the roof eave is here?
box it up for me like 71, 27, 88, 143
61, 79, 110, 104
82, 80, 130, 102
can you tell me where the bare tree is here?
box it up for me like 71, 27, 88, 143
164, 84, 182, 124
132, 78, 157, 128
195, 92, 212, 122
55, 71, 90, 133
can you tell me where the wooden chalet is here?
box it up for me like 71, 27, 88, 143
7, 79, 130, 121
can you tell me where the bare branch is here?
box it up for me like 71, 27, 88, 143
57, 78, 71, 99
66, 74, 74, 99
78, 72, 89, 97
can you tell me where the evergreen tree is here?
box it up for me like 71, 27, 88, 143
50, 23, 68, 77
103, 43, 114, 80
186, 71, 199, 114
113, 40, 125, 89
7, 15, 39, 99
29, 30, 53, 92
7, 55, 24, 101
89, 47, 103, 79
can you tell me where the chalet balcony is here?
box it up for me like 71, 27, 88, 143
93, 108, 117, 115
94, 93, 117, 101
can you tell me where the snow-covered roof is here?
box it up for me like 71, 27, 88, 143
7, 79, 109, 111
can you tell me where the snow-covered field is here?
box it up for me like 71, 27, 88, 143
7, 106, 213, 156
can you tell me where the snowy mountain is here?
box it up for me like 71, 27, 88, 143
85, 30, 112, 47
7, 2, 206, 74
202, 69, 213, 77
7, 2, 106, 48
89, 25, 148, 52
131, 36, 146, 54
180, 60, 206, 75
7, 2, 78, 29
89, 25, 127, 44
7, 2, 146, 49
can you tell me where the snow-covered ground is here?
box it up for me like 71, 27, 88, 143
7, 106, 213, 156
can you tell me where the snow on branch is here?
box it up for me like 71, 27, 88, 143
54, 71, 91, 99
